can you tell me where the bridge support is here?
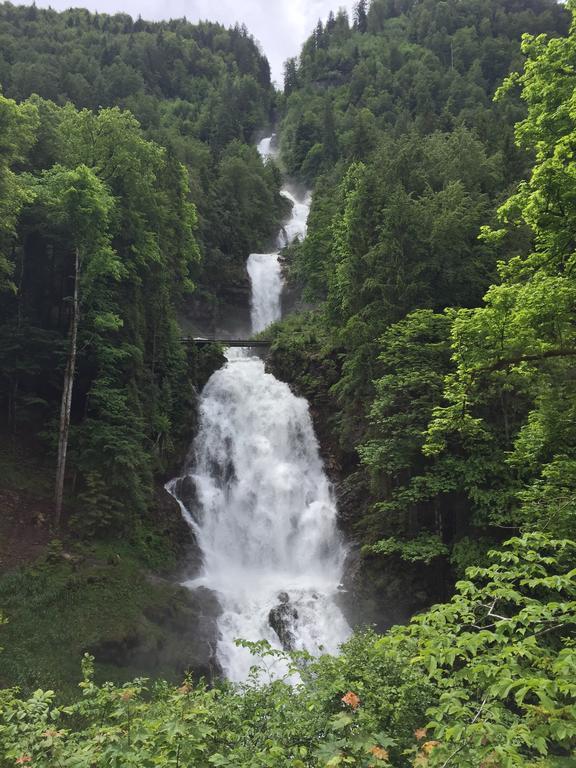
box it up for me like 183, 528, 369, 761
181, 338, 272, 348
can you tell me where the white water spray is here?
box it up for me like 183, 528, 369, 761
246, 254, 282, 334
257, 135, 277, 161
169, 136, 350, 682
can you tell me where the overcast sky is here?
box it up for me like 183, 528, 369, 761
19, 0, 355, 84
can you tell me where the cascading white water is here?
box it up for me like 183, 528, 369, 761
247, 136, 311, 332
257, 134, 277, 162
169, 135, 350, 682
175, 356, 350, 681
279, 189, 312, 247
246, 254, 282, 334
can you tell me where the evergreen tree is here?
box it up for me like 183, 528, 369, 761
32, 165, 118, 527
354, 0, 368, 33
283, 57, 299, 96
322, 98, 338, 162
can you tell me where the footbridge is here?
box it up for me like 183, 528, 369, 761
182, 338, 272, 348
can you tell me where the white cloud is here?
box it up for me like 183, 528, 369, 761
17, 0, 355, 83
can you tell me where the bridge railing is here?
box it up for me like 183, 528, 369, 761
181, 338, 272, 348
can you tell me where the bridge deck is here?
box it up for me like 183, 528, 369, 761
182, 338, 272, 347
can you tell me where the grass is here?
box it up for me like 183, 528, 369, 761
0, 435, 197, 700
0, 540, 193, 699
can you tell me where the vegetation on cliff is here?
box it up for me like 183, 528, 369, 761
270, 0, 574, 578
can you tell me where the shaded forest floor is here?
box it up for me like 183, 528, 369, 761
0, 437, 213, 700
0, 488, 52, 572
0, 438, 54, 572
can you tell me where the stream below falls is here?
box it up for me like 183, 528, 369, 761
168, 136, 351, 682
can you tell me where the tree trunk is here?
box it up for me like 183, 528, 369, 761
54, 247, 80, 529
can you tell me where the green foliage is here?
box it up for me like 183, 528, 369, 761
449, 536, 494, 579
11, 106, 201, 531
0, 540, 194, 697
0, 4, 272, 131
363, 535, 449, 564
281, 0, 568, 182
272, 0, 576, 581
413, 534, 576, 766
0, 3, 282, 299
0, 2, 281, 534
356, 311, 453, 539
0, 93, 38, 292
0, 534, 573, 766
425, 1, 576, 539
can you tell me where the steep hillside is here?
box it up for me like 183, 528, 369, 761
0, 4, 278, 692
269, 0, 572, 618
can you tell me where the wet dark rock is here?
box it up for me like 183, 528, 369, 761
87, 584, 222, 683
160, 482, 205, 579
178, 274, 252, 340
335, 471, 371, 534
153, 485, 198, 567
269, 596, 298, 650
336, 544, 451, 633
170, 475, 198, 514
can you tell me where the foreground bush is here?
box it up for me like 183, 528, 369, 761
1, 534, 574, 767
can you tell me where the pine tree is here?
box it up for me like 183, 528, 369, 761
323, 98, 338, 162
314, 19, 325, 49
326, 11, 336, 33
354, 0, 368, 33
284, 57, 298, 96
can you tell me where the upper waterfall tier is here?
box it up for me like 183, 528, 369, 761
246, 134, 311, 332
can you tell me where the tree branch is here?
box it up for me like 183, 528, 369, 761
473, 347, 576, 375
439, 697, 489, 768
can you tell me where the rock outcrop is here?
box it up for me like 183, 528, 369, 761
268, 592, 299, 651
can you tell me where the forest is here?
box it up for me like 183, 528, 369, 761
0, 1, 284, 534
0, 0, 575, 765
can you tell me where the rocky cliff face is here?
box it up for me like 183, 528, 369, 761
87, 578, 222, 684
179, 270, 252, 340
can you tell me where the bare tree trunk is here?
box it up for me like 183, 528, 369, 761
54, 247, 80, 529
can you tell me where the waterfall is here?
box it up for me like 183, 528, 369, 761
279, 189, 312, 246
247, 136, 311, 333
168, 136, 350, 682
257, 134, 277, 162
246, 254, 282, 334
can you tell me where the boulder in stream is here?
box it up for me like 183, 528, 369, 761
268, 592, 299, 651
